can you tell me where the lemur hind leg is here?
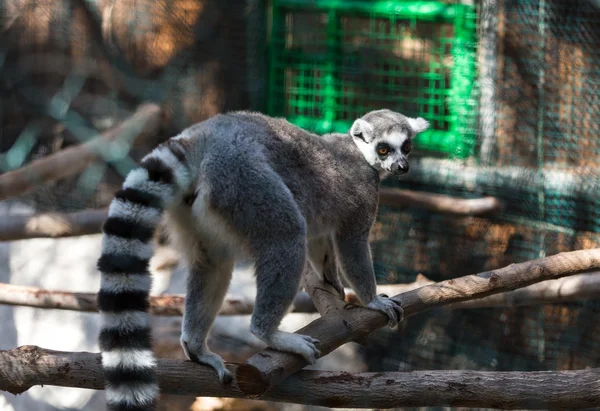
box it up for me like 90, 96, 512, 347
206, 161, 320, 364
180, 247, 234, 383
248, 198, 320, 364
250, 232, 321, 364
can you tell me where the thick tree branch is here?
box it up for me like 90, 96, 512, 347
0, 283, 185, 315
302, 268, 346, 317
378, 188, 502, 216
446, 271, 600, 309
0, 346, 598, 410
0, 283, 317, 316
0, 103, 161, 201
0, 208, 108, 241
235, 248, 600, 395
0, 189, 499, 242
2, 271, 599, 316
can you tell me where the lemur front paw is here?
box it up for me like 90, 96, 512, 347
367, 294, 404, 327
181, 339, 233, 384
259, 330, 321, 364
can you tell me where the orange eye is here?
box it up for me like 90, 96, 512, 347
378, 147, 389, 156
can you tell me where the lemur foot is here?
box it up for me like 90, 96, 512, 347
256, 330, 321, 364
181, 339, 233, 384
367, 294, 404, 327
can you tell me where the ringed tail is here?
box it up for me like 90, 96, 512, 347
97, 137, 193, 411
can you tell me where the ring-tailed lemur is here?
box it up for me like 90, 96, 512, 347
97, 108, 429, 410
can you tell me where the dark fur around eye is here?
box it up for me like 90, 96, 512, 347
376, 142, 392, 156
401, 141, 412, 153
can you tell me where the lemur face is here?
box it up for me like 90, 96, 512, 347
350, 109, 429, 177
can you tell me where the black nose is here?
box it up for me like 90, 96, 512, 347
397, 164, 409, 174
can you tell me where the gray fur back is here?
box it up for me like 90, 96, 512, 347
184, 111, 380, 237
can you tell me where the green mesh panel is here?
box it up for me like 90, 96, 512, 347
267, 0, 478, 158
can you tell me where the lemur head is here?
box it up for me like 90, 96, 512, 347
350, 109, 429, 177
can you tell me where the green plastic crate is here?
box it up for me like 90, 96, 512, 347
266, 0, 477, 158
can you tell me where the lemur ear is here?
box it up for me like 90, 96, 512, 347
407, 117, 430, 134
350, 119, 374, 143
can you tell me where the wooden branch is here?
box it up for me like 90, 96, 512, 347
378, 188, 502, 216
0, 283, 317, 316
0, 278, 434, 316
0, 190, 501, 242
447, 271, 600, 309
2, 271, 599, 316
0, 208, 108, 241
0, 103, 161, 201
347, 273, 600, 310
0, 283, 184, 315
302, 267, 345, 317
235, 248, 600, 395
1, 346, 598, 410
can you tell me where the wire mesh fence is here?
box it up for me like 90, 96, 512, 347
1, 0, 599, 409
368, 0, 600, 399
267, 0, 478, 157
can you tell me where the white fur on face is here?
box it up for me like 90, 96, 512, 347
353, 138, 379, 166
384, 130, 409, 148
351, 112, 430, 174
379, 130, 410, 172
354, 130, 410, 172
380, 155, 399, 172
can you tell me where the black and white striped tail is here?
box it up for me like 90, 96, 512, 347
97, 138, 192, 411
